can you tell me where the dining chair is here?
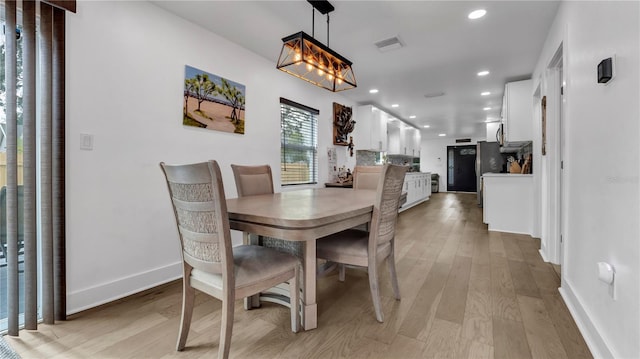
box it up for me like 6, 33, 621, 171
160, 160, 300, 359
230, 164, 303, 309
353, 165, 383, 190
316, 164, 407, 322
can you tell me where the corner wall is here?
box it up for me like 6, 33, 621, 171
65, 1, 355, 313
532, 2, 639, 357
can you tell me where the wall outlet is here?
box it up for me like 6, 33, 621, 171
80, 133, 94, 151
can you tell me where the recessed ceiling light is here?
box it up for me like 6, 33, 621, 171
423, 125, 430, 128
438, 133, 446, 137
409, 115, 416, 119
369, 89, 379, 94
391, 104, 399, 108
481, 91, 491, 96
468, 9, 486, 20
477, 70, 490, 76
483, 107, 491, 111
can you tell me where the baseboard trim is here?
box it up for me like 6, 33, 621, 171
487, 227, 532, 236
559, 279, 616, 359
399, 198, 429, 212
67, 261, 182, 315
539, 248, 550, 262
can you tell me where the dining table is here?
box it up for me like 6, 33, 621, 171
226, 187, 377, 330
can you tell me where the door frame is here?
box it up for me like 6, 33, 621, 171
544, 44, 566, 266
446, 144, 477, 192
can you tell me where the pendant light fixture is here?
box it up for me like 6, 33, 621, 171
277, 0, 357, 92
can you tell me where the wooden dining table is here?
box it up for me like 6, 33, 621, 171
226, 187, 376, 330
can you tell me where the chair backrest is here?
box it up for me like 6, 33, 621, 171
230, 164, 274, 197
369, 165, 408, 248
353, 166, 383, 190
160, 161, 233, 276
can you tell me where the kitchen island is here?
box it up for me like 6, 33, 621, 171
482, 173, 533, 235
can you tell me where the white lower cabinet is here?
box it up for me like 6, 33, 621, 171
482, 173, 533, 235
400, 172, 431, 212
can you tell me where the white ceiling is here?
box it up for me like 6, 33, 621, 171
151, 0, 559, 140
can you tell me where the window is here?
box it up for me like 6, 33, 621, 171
280, 98, 318, 186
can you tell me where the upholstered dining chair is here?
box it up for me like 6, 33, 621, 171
160, 160, 300, 359
353, 165, 383, 190
316, 164, 407, 323
230, 164, 303, 309
352, 166, 384, 233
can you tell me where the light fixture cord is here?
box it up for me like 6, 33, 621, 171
326, 13, 330, 46
311, 7, 315, 38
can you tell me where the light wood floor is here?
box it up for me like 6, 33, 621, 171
6, 193, 592, 358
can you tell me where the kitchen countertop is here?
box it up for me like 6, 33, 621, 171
324, 182, 353, 188
482, 173, 533, 177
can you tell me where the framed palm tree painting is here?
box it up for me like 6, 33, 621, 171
183, 65, 246, 134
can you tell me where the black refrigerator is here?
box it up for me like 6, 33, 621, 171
476, 141, 504, 206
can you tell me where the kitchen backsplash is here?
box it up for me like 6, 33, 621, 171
356, 150, 421, 171
355, 150, 380, 166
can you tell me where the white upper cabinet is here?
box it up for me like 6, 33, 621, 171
412, 128, 422, 156
387, 120, 401, 154
354, 105, 388, 151
501, 79, 533, 143
404, 127, 421, 156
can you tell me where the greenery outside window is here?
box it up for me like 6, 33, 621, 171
280, 98, 318, 186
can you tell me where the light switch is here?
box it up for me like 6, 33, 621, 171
80, 133, 93, 151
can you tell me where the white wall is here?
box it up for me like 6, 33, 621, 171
532, 2, 639, 358
419, 136, 483, 192
65, 1, 355, 313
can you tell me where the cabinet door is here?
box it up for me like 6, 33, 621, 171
354, 105, 373, 150
413, 129, 421, 157
372, 109, 388, 151
387, 122, 401, 154
503, 79, 533, 143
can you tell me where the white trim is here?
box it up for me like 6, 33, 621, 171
66, 262, 182, 315
559, 280, 616, 359
538, 248, 550, 263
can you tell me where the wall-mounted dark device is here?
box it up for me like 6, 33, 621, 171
597, 57, 613, 83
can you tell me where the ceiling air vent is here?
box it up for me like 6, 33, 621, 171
456, 138, 472, 143
375, 36, 403, 52
424, 92, 445, 99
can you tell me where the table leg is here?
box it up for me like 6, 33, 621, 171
301, 240, 318, 330
243, 232, 260, 310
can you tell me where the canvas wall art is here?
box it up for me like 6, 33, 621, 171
183, 65, 246, 134
333, 102, 354, 146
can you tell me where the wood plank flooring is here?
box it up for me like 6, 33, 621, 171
6, 193, 592, 358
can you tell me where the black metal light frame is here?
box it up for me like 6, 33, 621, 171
276, 0, 357, 92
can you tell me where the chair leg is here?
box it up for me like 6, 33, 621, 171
289, 265, 300, 333
388, 248, 401, 300
219, 296, 235, 359
368, 263, 384, 323
338, 264, 346, 282
176, 280, 195, 351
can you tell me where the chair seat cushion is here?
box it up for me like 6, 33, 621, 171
233, 245, 298, 290
317, 229, 370, 265
191, 245, 298, 297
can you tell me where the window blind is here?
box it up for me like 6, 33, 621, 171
280, 98, 318, 186
1, 0, 69, 336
